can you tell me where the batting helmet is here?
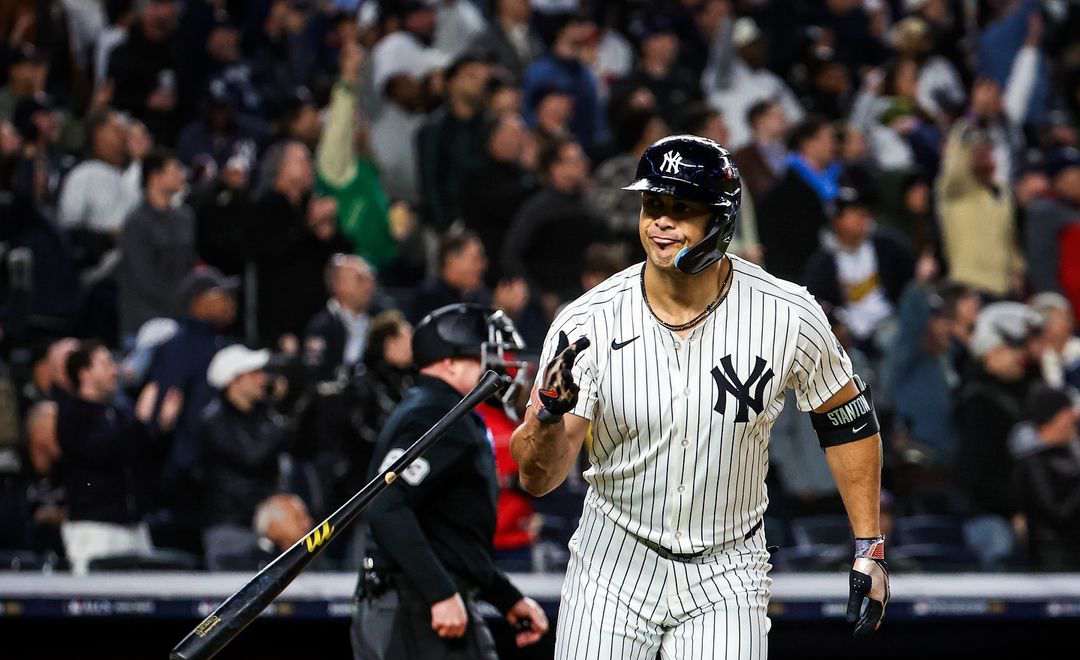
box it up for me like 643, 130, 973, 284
622, 134, 742, 274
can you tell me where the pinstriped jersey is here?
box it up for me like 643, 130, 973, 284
533, 256, 854, 553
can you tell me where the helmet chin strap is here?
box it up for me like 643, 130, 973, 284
673, 213, 727, 275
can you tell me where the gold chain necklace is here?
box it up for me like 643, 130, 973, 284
640, 258, 734, 332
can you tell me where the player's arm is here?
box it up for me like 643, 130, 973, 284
817, 380, 882, 539
810, 377, 889, 637
510, 332, 591, 497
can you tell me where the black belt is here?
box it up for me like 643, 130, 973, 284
633, 519, 763, 563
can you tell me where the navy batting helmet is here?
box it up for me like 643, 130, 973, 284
622, 134, 741, 274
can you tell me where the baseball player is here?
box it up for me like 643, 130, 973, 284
510, 135, 889, 658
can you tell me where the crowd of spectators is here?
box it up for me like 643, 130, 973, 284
2, 0, 1080, 575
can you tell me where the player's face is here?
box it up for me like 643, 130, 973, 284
639, 192, 711, 270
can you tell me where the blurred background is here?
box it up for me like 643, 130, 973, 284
1, 0, 1080, 657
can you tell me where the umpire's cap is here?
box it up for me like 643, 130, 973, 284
623, 135, 741, 274
412, 303, 522, 369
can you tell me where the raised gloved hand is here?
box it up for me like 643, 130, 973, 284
848, 536, 890, 637
535, 331, 590, 424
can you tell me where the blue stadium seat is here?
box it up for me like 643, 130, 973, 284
888, 543, 979, 572
86, 549, 201, 572
893, 515, 966, 548
789, 515, 852, 549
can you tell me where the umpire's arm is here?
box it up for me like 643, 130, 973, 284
817, 380, 882, 539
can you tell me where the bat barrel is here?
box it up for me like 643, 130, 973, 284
170, 370, 509, 660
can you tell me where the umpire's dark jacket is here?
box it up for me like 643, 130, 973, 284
365, 374, 523, 613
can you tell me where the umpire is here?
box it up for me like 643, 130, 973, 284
353, 303, 549, 659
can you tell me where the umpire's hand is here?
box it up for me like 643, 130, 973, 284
536, 331, 590, 423
848, 537, 890, 636
506, 597, 549, 647
431, 593, 468, 638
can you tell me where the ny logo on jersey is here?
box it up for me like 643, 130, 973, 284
712, 355, 774, 423
659, 150, 684, 174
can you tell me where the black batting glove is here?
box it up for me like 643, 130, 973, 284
848, 536, 890, 637
535, 331, 590, 424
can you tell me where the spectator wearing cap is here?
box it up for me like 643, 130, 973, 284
316, 42, 401, 272
936, 118, 1024, 298
117, 148, 196, 339
733, 99, 788, 202
589, 106, 668, 257
885, 281, 958, 467
1024, 148, 1080, 295
956, 302, 1044, 517
503, 137, 605, 305
758, 115, 839, 282
0, 45, 48, 122
57, 340, 181, 573
470, 0, 544, 82
106, 0, 183, 144
176, 80, 262, 180
144, 267, 237, 505
460, 112, 538, 282
199, 345, 293, 569
410, 229, 490, 324
522, 13, 605, 152
369, 2, 446, 206
1029, 292, 1080, 390
888, 15, 966, 123
1010, 386, 1080, 570
701, 16, 804, 151
803, 186, 914, 349
417, 50, 493, 230
272, 86, 322, 152
251, 140, 352, 347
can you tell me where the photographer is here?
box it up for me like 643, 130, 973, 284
198, 345, 292, 570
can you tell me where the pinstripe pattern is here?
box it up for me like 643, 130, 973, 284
536, 256, 852, 658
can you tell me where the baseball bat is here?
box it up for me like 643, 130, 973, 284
170, 370, 511, 660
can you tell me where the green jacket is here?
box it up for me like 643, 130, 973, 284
316, 81, 396, 270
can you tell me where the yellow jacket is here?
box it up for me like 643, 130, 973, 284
936, 122, 1023, 296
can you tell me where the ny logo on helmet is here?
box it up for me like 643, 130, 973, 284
660, 150, 684, 175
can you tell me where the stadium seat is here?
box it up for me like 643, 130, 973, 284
0, 551, 47, 572
86, 549, 201, 572
770, 546, 848, 572
789, 515, 852, 549
888, 543, 979, 572
962, 515, 1016, 570
893, 515, 967, 548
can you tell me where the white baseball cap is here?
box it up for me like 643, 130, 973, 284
207, 345, 270, 389
969, 302, 1043, 358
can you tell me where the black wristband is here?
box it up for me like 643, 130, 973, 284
810, 377, 880, 448
536, 407, 562, 425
